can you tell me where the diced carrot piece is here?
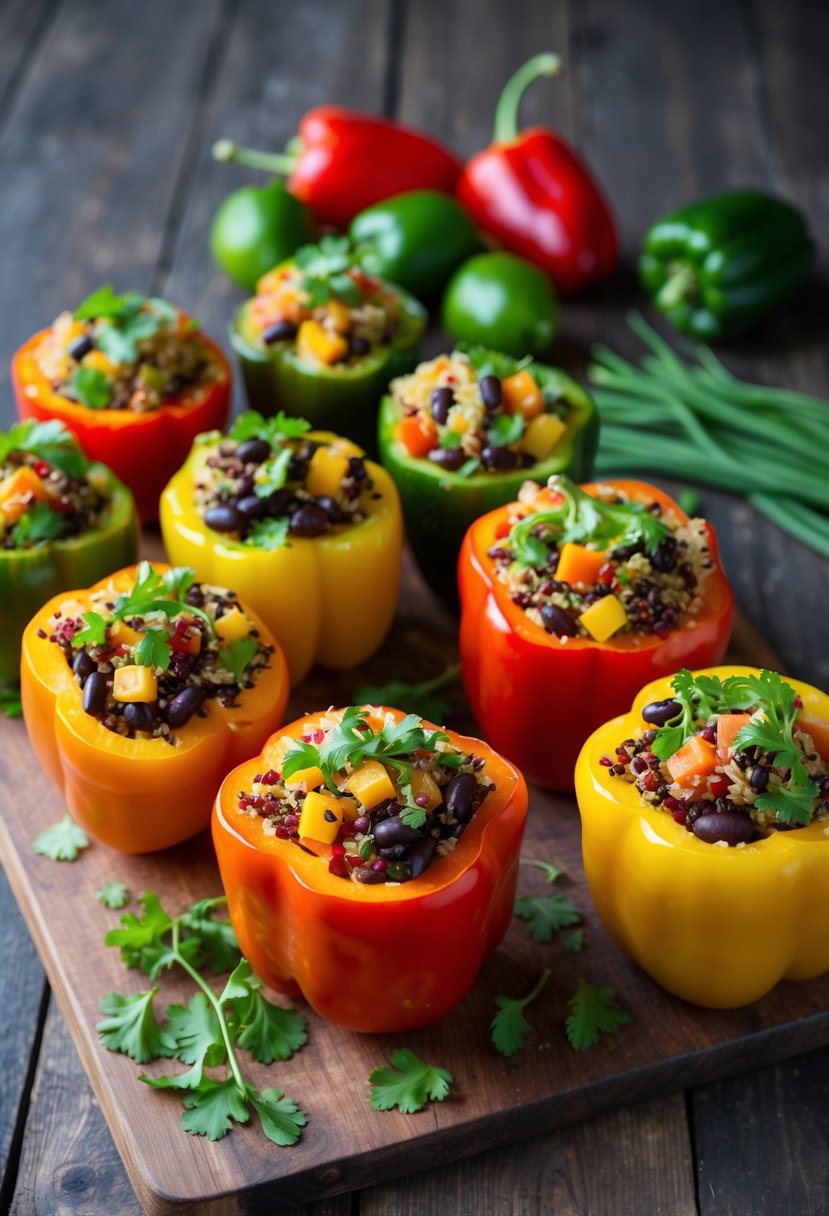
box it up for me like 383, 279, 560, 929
502, 371, 544, 421
555, 542, 607, 586
398, 413, 436, 458
113, 665, 158, 703
108, 619, 145, 649
0, 466, 49, 524
666, 736, 718, 786
325, 298, 352, 334
796, 714, 829, 763
715, 713, 753, 763
297, 319, 348, 366
345, 760, 396, 809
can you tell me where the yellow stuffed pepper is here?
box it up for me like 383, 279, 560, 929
160, 411, 403, 685
575, 665, 829, 1008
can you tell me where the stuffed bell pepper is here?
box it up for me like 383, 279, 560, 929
378, 346, 597, 604
229, 236, 426, 455
159, 411, 403, 685
21, 561, 289, 853
0, 419, 137, 687
12, 285, 231, 522
213, 704, 528, 1032
459, 476, 734, 790
576, 666, 829, 1007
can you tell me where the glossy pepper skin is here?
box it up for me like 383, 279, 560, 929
209, 180, 316, 292
12, 329, 231, 523
20, 564, 290, 854
0, 463, 137, 686
576, 666, 829, 1008
441, 252, 558, 358
213, 706, 528, 1032
378, 357, 597, 606
214, 110, 462, 231
638, 191, 815, 341
230, 271, 426, 456
457, 54, 618, 295
349, 190, 483, 304
160, 431, 403, 686
459, 481, 734, 791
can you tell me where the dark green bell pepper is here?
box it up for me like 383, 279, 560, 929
441, 251, 558, 357
377, 346, 598, 605
639, 191, 814, 341
349, 190, 483, 303
209, 180, 316, 291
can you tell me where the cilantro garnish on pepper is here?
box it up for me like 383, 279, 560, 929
74, 284, 177, 364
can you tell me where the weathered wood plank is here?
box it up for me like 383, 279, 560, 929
0, 0, 57, 134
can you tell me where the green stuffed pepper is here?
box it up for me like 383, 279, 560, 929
230, 236, 426, 455
0, 419, 138, 687
378, 345, 598, 605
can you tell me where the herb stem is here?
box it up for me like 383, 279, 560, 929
170, 920, 246, 1093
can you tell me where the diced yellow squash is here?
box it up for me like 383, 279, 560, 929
305, 445, 350, 499
284, 765, 325, 791
112, 665, 158, 703
502, 370, 544, 421
63, 319, 86, 349
555, 543, 607, 587
325, 298, 352, 334
411, 768, 442, 812
298, 790, 346, 844
578, 594, 628, 642
215, 607, 251, 641
522, 413, 567, 461
345, 760, 396, 809
108, 619, 145, 649
0, 466, 49, 523
82, 348, 118, 374
448, 409, 468, 434
297, 319, 348, 366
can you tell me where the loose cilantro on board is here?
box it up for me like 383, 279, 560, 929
565, 980, 629, 1051
514, 858, 582, 944
32, 814, 90, 862
0, 687, 22, 718
97, 881, 129, 909
369, 1049, 453, 1114
491, 968, 550, 1057
353, 661, 461, 725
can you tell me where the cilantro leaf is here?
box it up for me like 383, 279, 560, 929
68, 366, 112, 409
459, 343, 531, 381
111, 562, 212, 634
563, 929, 585, 953
219, 637, 259, 684
491, 969, 550, 1056
353, 662, 461, 722
96, 308, 162, 365
246, 516, 290, 550
180, 1077, 251, 1140
439, 430, 462, 450
514, 892, 582, 943
179, 898, 241, 975
33, 814, 90, 862
457, 457, 481, 478
565, 979, 629, 1050
165, 993, 226, 1070
105, 891, 174, 974
97, 989, 176, 1062
74, 611, 108, 648
0, 419, 87, 479
229, 410, 311, 445
11, 501, 64, 548
134, 628, 171, 671
294, 235, 358, 306
0, 687, 22, 718
97, 881, 129, 909
249, 1088, 308, 1146
75, 284, 143, 321
162, 567, 195, 600
235, 987, 308, 1064
253, 448, 292, 498
487, 412, 525, 446
369, 1048, 453, 1113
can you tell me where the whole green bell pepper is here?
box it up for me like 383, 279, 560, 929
349, 189, 483, 303
209, 180, 316, 291
378, 345, 597, 605
441, 251, 558, 357
639, 191, 814, 341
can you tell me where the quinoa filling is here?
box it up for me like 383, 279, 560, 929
42, 562, 271, 744
605, 668, 829, 846
195, 412, 375, 547
235, 707, 494, 884
34, 285, 223, 413
390, 348, 574, 474
488, 475, 714, 641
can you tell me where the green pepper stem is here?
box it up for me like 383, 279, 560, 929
657, 263, 699, 310
493, 53, 562, 143
212, 138, 297, 177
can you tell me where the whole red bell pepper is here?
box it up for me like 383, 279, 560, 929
458, 480, 734, 790
214, 108, 462, 230
457, 54, 618, 295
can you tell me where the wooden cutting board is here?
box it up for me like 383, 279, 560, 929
2, 545, 825, 1216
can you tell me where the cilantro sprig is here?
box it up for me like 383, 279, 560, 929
294, 236, 361, 306
74, 284, 173, 364
229, 410, 311, 447
0, 687, 22, 718
508, 474, 671, 568
353, 661, 462, 724
514, 858, 582, 944
369, 1049, 453, 1114
100, 892, 308, 1144
219, 637, 259, 684
491, 968, 550, 1056
33, 814, 90, 861
69, 366, 112, 409
565, 979, 629, 1050
0, 418, 87, 479
111, 562, 211, 634
11, 501, 64, 548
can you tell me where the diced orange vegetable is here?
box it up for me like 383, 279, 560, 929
715, 713, 753, 763
215, 606, 251, 642
411, 768, 442, 812
112, 665, 158, 703
108, 619, 145, 649
298, 790, 346, 844
82, 349, 118, 375
325, 298, 352, 335
502, 370, 544, 421
666, 735, 718, 786
578, 594, 627, 642
522, 412, 566, 461
0, 466, 49, 524
397, 413, 436, 459
345, 759, 396, 808
555, 542, 607, 586
297, 319, 348, 366
796, 714, 829, 763
284, 765, 325, 791
305, 445, 350, 498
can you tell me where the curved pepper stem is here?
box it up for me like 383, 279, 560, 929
493, 52, 563, 143
658, 262, 700, 309
212, 138, 298, 178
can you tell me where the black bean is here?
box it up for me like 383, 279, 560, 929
287, 456, 309, 481
205, 504, 244, 533
479, 375, 502, 410
353, 814, 371, 835
73, 650, 97, 685
82, 672, 108, 716
749, 765, 770, 792
349, 335, 370, 357
266, 489, 293, 517
262, 320, 297, 345
237, 494, 269, 521
289, 503, 329, 537
166, 686, 206, 729
445, 772, 478, 824
236, 438, 271, 465
124, 701, 156, 731
642, 698, 682, 727
348, 456, 367, 480
68, 334, 94, 362
430, 387, 454, 424
539, 603, 578, 637
650, 536, 678, 573
315, 495, 347, 523
405, 834, 438, 879
378, 844, 407, 861
427, 447, 465, 471
353, 867, 385, 884
372, 816, 422, 849
692, 810, 757, 846
481, 445, 517, 470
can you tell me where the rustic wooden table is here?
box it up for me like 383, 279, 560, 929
1, 1, 828, 1212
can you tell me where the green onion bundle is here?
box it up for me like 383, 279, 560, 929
588, 314, 829, 558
